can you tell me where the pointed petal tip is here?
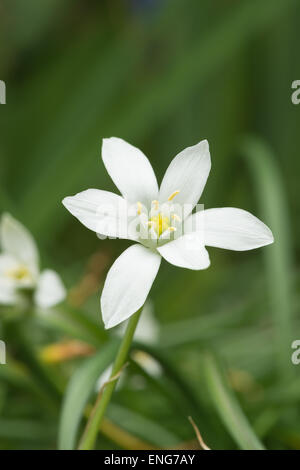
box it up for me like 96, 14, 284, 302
101, 137, 158, 206
101, 297, 121, 330
103, 318, 115, 330
102, 136, 120, 148
102, 137, 110, 146
258, 220, 274, 247
194, 138, 209, 153
1, 212, 14, 226
266, 229, 275, 245
61, 196, 71, 209
199, 139, 211, 162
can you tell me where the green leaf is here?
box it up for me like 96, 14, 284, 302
241, 136, 294, 378
203, 352, 265, 450
58, 338, 119, 450
107, 404, 180, 448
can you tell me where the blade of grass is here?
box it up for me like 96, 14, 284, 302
100, 417, 156, 450
58, 338, 119, 450
241, 136, 294, 378
203, 352, 265, 450
106, 404, 180, 448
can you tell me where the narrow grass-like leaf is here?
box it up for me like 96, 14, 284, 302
203, 352, 265, 450
58, 338, 119, 450
107, 404, 180, 448
241, 136, 294, 378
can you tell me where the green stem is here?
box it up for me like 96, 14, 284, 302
78, 307, 142, 450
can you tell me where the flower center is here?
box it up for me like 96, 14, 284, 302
6, 265, 31, 281
136, 190, 181, 241
149, 213, 170, 237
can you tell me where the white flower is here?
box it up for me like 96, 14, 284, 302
63, 137, 274, 329
0, 213, 66, 309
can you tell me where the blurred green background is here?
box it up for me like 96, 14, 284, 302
0, 0, 300, 450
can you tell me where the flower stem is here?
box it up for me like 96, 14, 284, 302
78, 307, 143, 450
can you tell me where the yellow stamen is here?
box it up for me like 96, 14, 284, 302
171, 214, 181, 222
168, 190, 180, 201
168, 226, 176, 232
137, 202, 142, 215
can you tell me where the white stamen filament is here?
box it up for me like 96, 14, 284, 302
171, 214, 181, 222
151, 200, 159, 211
160, 226, 176, 240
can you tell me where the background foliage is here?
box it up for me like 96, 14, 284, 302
0, 0, 299, 450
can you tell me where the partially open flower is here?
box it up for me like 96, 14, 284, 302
63, 137, 274, 329
0, 213, 66, 309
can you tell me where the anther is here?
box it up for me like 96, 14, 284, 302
168, 190, 180, 201
171, 214, 181, 222
137, 202, 142, 215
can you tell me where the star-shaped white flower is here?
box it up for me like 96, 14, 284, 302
63, 137, 274, 329
0, 213, 66, 308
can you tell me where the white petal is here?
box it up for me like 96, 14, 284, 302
62, 189, 136, 240
159, 140, 211, 216
102, 138, 159, 206
0, 213, 39, 273
0, 278, 18, 305
0, 254, 19, 278
34, 270, 66, 308
157, 233, 210, 270
101, 244, 161, 329
192, 207, 274, 251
